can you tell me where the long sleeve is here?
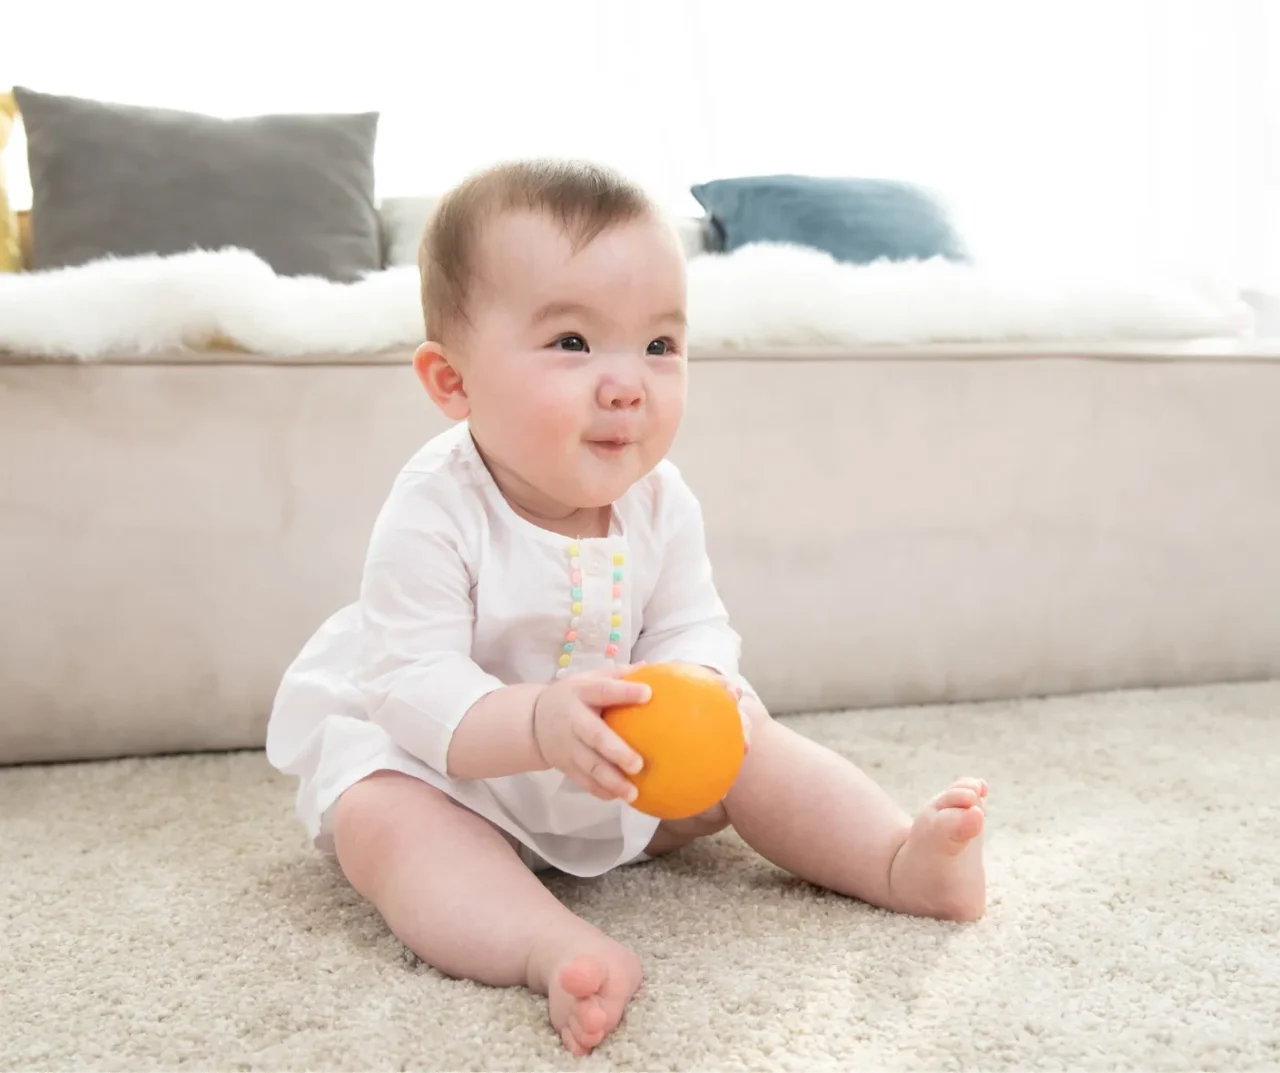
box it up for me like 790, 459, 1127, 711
631, 466, 754, 696
355, 473, 505, 774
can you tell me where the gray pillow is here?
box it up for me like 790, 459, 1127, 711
691, 174, 967, 265
14, 87, 381, 282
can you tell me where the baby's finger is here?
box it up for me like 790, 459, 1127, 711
574, 674, 652, 711
740, 707, 752, 753
572, 746, 638, 803
572, 775, 621, 802
578, 713, 645, 775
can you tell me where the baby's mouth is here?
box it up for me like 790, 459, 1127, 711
586, 437, 635, 455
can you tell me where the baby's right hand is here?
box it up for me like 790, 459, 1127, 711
531, 666, 651, 802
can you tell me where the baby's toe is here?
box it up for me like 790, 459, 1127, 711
562, 1025, 588, 1056
939, 803, 985, 843
573, 998, 608, 1038
933, 786, 981, 811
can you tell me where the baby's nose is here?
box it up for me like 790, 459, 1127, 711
599, 378, 643, 410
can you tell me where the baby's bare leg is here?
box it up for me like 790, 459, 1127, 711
332, 771, 641, 1057
724, 701, 987, 921
644, 803, 731, 857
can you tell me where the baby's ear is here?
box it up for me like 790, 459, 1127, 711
414, 342, 470, 420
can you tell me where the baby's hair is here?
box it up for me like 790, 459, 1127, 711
418, 159, 658, 343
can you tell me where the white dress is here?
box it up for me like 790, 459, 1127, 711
266, 422, 752, 877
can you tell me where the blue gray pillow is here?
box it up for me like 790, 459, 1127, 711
690, 175, 967, 265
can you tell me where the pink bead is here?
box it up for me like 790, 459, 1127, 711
565, 629, 578, 642
605, 643, 619, 657
570, 570, 582, 585
612, 584, 622, 598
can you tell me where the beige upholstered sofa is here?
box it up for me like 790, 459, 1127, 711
4, 337, 1279, 765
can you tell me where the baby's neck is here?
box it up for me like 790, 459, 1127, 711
471, 435, 612, 539
509, 501, 611, 540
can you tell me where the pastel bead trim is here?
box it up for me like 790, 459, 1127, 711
559, 540, 626, 669
561, 543, 583, 674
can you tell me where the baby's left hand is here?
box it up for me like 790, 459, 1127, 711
703, 669, 751, 753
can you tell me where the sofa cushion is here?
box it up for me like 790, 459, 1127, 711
3, 347, 1280, 763
14, 86, 381, 282
691, 174, 967, 265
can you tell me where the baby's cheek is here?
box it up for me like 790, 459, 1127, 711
525, 376, 591, 437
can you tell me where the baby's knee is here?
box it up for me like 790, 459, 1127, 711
332, 771, 452, 884
740, 694, 774, 740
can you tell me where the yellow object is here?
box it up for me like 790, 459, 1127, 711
603, 662, 745, 820
0, 91, 20, 272
613, 553, 625, 565
610, 614, 622, 627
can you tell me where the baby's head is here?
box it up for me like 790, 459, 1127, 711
414, 159, 688, 523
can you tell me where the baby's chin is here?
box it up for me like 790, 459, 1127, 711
557, 478, 640, 511
556, 464, 650, 510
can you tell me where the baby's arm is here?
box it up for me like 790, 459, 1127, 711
356, 475, 539, 779
357, 473, 644, 790
631, 468, 752, 696
444, 683, 544, 777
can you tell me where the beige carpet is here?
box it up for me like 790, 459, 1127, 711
4, 682, 1279, 1072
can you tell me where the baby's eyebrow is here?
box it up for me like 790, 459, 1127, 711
532, 300, 595, 325
529, 301, 687, 329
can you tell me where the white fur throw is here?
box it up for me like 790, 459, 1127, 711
0, 244, 1252, 360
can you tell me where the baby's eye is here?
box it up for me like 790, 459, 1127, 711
553, 334, 588, 352
647, 338, 676, 356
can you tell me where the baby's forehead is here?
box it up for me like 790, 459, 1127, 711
471, 208, 684, 313
474, 208, 571, 267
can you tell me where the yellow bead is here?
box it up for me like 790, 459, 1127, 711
613, 553, 625, 565
611, 614, 622, 627
572, 602, 583, 615
559, 653, 571, 667
568, 542, 580, 557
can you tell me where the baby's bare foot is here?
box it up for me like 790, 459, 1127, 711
888, 777, 988, 921
534, 940, 643, 1057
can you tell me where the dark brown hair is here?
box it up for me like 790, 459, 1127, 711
418, 159, 656, 342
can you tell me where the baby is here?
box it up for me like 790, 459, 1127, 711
267, 159, 988, 1058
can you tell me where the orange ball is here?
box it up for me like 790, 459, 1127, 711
603, 662, 745, 820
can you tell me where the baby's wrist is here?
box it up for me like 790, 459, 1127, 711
528, 684, 553, 771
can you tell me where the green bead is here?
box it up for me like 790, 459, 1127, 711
571, 586, 583, 600
563, 642, 575, 653
609, 630, 621, 643
613, 569, 623, 581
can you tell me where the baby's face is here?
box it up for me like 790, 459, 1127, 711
456, 210, 688, 515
